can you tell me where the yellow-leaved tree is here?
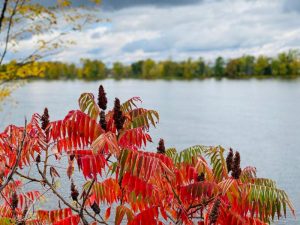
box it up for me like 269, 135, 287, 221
0, 0, 105, 103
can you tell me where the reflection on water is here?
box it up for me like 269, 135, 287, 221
1, 79, 299, 224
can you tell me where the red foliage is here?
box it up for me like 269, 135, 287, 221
0, 85, 294, 225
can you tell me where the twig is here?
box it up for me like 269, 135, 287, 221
24, 187, 51, 220
0, 0, 22, 65
36, 163, 79, 213
36, 163, 106, 224
0, 0, 8, 33
15, 171, 41, 183
0, 190, 12, 208
83, 208, 108, 225
80, 179, 95, 215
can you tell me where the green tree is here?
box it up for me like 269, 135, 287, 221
195, 57, 206, 78
240, 55, 255, 77
112, 62, 126, 79
226, 58, 241, 78
182, 58, 197, 79
254, 56, 271, 76
131, 60, 144, 78
81, 59, 106, 80
142, 59, 156, 79
214, 56, 225, 78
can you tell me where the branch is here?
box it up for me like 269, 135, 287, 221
84, 208, 108, 225
36, 163, 105, 225
0, 190, 12, 208
0, 0, 22, 65
36, 163, 79, 213
80, 179, 95, 215
164, 174, 182, 205
15, 171, 41, 183
24, 187, 51, 221
0, 0, 8, 33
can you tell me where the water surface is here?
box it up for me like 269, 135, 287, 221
1, 79, 299, 224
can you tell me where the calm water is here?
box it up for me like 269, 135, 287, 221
1, 79, 299, 224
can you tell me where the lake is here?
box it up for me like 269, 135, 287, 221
1, 79, 299, 224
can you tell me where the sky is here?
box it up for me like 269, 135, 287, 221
4, 0, 300, 64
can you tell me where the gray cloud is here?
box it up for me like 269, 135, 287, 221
3, 0, 300, 64
122, 37, 172, 53
9, 0, 300, 12
283, 0, 300, 12
27, 0, 202, 9
101, 0, 202, 10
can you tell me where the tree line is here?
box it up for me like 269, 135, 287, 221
1, 50, 300, 80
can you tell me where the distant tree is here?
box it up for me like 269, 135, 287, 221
161, 60, 180, 79
1, 49, 300, 81
254, 56, 271, 76
226, 58, 241, 78
112, 62, 126, 79
182, 58, 197, 79
142, 59, 156, 79
81, 59, 106, 80
240, 55, 255, 76
195, 57, 206, 78
288, 50, 300, 75
131, 60, 144, 78
214, 56, 225, 78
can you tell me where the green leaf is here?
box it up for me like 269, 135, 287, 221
172, 145, 207, 164
78, 93, 100, 120
0, 217, 14, 225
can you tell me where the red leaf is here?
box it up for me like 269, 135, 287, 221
105, 207, 111, 220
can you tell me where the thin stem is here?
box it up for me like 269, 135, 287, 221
24, 187, 51, 220
80, 179, 95, 225
36, 163, 106, 224
36, 163, 79, 213
0, 0, 22, 65
0, 0, 8, 33
80, 179, 95, 215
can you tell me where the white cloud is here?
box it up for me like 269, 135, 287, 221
4, 0, 300, 64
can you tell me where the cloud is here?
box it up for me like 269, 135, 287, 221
101, 0, 202, 10
122, 37, 172, 53
283, 0, 300, 12
31, 0, 202, 9
3, 0, 300, 64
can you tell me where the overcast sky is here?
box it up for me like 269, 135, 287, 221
6, 0, 300, 64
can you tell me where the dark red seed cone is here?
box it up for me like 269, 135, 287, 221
209, 199, 221, 224
197, 172, 205, 182
11, 192, 18, 210
71, 190, 79, 201
91, 202, 100, 214
100, 110, 107, 131
98, 85, 107, 110
113, 98, 125, 131
157, 139, 165, 154
226, 148, 234, 173
41, 108, 50, 131
232, 151, 242, 179
35, 154, 41, 163
70, 181, 79, 201
70, 154, 75, 161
